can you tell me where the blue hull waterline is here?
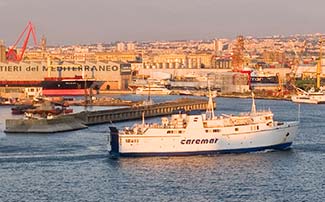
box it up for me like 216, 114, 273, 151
110, 142, 293, 157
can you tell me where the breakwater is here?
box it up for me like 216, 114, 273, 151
4, 98, 212, 133
74, 98, 211, 125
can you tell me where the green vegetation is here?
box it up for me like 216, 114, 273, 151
295, 79, 316, 91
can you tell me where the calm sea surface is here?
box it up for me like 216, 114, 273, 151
0, 95, 324, 202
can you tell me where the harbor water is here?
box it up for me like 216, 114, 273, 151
0, 96, 324, 201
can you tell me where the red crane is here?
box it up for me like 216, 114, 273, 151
6, 21, 38, 62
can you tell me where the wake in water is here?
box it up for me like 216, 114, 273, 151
293, 143, 325, 153
0, 152, 108, 163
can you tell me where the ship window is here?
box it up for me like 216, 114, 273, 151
178, 131, 182, 134
257, 126, 259, 130
167, 130, 172, 134
205, 130, 209, 133
235, 128, 239, 132
213, 129, 220, 133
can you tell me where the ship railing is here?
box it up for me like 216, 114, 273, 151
275, 122, 284, 126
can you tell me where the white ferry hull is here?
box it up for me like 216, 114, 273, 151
135, 90, 170, 95
291, 94, 325, 104
109, 121, 298, 157
135, 86, 171, 95
291, 96, 318, 104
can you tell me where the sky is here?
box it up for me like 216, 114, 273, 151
0, 0, 324, 45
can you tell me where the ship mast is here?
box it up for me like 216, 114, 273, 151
141, 111, 145, 134
206, 81, 215, 119
251, 91, 256, 114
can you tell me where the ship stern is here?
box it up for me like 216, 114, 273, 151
109, 127, 120, 158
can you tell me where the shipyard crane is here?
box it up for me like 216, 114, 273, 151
6, 21, 38, 62
316, 37, 323, 89
287, 40, 306, 89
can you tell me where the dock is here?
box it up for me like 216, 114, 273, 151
74, 98, 211, 125
5, 98, 213, 133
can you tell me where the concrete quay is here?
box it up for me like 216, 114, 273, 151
73, 98, 212, 125
4, 98, 212, 133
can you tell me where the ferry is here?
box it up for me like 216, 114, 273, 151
135, 84, 171, 95
108, 92, 299, 157
291, 88, 325, 104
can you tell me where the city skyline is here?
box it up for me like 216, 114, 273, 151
0, 0, 324, 45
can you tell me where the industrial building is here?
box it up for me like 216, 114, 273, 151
0, 61, 132, 96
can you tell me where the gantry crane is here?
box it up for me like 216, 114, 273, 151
316, 37, 323, 89
288, 40, 306, 89
6, 21, 38, 62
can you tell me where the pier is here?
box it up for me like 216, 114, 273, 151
5, 98, 213, 133
73, 98, 212, 125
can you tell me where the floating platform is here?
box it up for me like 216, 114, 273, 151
4, 116, 88, 133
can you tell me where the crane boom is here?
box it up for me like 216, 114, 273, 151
316, 37, 323, 89
6, 21, 38, 62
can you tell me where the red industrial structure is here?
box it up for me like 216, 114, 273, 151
6, 21, 38, 62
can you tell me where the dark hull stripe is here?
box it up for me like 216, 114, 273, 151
110, 142, 292, 157
41, 81, 94, 89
